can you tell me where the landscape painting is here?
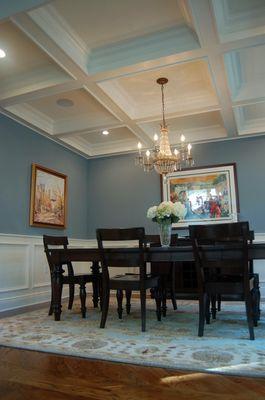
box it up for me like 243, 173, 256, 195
30, 164, 67, 228
162, 164, 239, 228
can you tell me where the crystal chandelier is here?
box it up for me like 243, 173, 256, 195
135, 77, 194, 176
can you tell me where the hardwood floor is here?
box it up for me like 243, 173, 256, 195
1, 347, 265, 399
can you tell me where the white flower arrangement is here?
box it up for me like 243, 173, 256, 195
147, 201, 186, 224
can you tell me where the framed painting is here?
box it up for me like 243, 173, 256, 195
30, 164, 67, 229
162, 164, 239, 228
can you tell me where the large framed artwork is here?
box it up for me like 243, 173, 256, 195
162, 164, 239, 228
30, 164, 67, 228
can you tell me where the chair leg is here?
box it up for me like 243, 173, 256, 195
211, 294, 217, 319
154, 286, 162, 322
98, 277, 103, 311
217, 294, 221, 312
100, 286, 110, 329
171, 290, 177, 311
162, 283, 167, 317
125, 289, 132, 314
48, 287, 54, 315
198, 293, 206, 337
205, 293, 211, 325
116, 289, 123, 319
92, 279, 99, 308
79, 283, 86, 318
245, 294, 255, 340
91, 261, 101, 308
251, 288, 259, 327
171, 263, 177, 310
140, 288, 146, 332
68, 284, 75, 310
253, 274, 261, 321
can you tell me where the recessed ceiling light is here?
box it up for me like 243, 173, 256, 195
102, 130, 109, 135
56, 98, 74, 107
0, 49, 6, 58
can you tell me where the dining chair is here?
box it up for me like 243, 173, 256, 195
145, 234, 178, 316
215, 230, 260, 320
189, 222, 259, 340
43, 235, 101, 318
96, 227, 162, 332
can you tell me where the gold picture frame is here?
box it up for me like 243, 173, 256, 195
30, 164, 67, 229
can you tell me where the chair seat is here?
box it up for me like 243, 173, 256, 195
63, 273, 100, 285
110, 273, 159, 290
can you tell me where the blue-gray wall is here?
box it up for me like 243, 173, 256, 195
0, 114, 88, 238
1, 112, 265, 239
87, 135, 265, 237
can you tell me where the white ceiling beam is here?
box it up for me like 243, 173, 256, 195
90, 48, 206, 83
220, 33, 265, 53
187, 0, 238, 137
11, 12, 153, 147
11, 13, 87, 81
83, 83, 153, 146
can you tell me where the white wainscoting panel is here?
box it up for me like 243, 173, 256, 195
0, 234, 91, 312
0, 243, 29, 292
0, 233, 265, 313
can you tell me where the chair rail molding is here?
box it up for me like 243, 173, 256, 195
0, 232, 265, 312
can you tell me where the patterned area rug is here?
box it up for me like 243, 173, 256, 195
1, 299, 265, 377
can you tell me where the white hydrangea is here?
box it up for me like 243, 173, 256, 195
147, 206, 158, 219
172, 201, 187, 219
157, 201, 173, 218
147, 200, 185, 223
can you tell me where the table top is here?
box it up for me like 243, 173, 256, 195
48, 242, 265, 264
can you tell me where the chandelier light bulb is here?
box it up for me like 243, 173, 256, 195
174, 149, 179, 156
0, 49, 6, 58
146, 150, 151, 157
153, 133, 159, 142
187, 143, 192, 154
137, 142, 142, 150
102, 130, 109, 135
180, 134, 186, 142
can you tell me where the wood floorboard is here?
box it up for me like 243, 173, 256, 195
1, 347, 265, 400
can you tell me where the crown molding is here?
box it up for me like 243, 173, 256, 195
5, 103, 54, 134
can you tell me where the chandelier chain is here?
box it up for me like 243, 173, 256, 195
161, 83, 166, 129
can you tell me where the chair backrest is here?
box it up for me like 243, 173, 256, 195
43, 235, 73, 276
96, 227, 146, 280
189, 222, 250, 243
189, 222, 250, 290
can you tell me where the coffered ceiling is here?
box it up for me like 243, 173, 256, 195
0, 0, 265, 158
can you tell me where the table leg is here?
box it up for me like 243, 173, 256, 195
91, 261, 100, 308
51, 264, 63, 321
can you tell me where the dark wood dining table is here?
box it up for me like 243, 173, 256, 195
48, 243, 265, 321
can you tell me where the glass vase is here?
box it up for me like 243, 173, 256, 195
159, 222, 172, 247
